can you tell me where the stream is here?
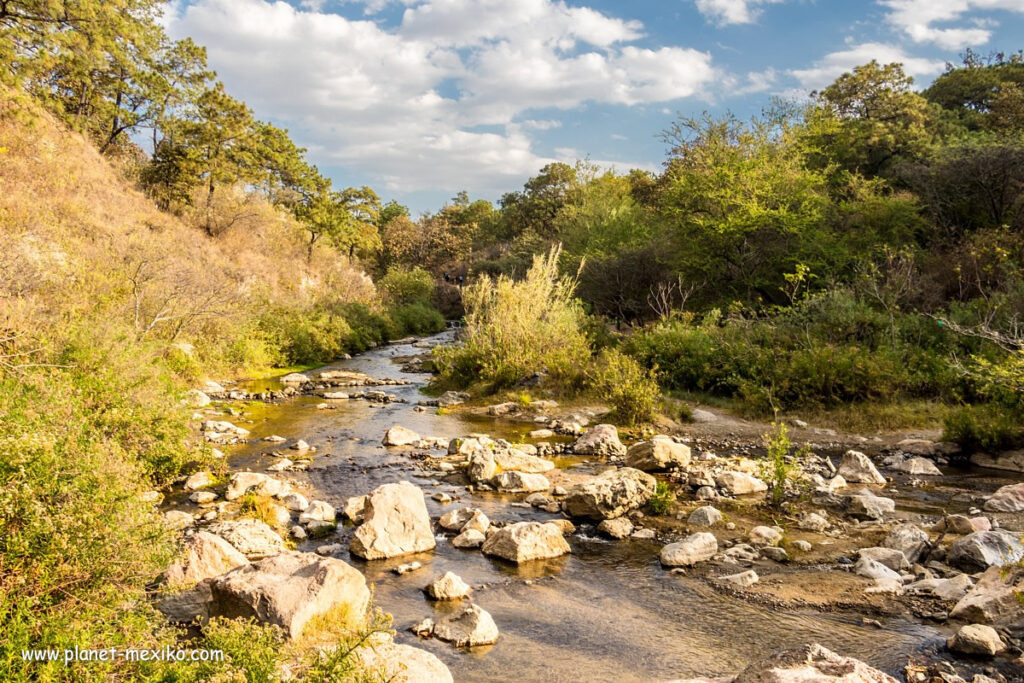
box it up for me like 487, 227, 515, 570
219, 331, 972, 682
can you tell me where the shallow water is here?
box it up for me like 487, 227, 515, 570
220, 332, 1012, 682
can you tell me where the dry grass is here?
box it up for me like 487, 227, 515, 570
0, 87, 374, 374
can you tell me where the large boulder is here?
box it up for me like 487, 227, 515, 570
660, 532, 717, 567
206, 519, 286, 560
983, 482, 1024, 512
350, 482, 436, 560
971, 450, 1024, 473
842, 492, 895, 520
732, 643, 897, 683
481, 521, 571, 563
951, 566, 1024, 624
209, 551, 370, 639
355, 638, 454, 683
947, 624, 1005, 657
493, 448, 555, 473
625, 437, 691, 471
563, 468, 656, 520
155, 581, 212, 623
890, 457, 942, 476
164, 531, 249, 586
837, 450, 887, 485
571, 424, 626, 457
857, 547, 910, 572
466, 450, 498, 483
948, 530, 1024, 572
881, 523, 930, 564
491, 471, 550, 493
431, 603, 499, 647
382, 425, 420, 447
438, 507, 481, 531
904, 574, 973, 601
225, 472, 283, 501
715, 471, 768, 496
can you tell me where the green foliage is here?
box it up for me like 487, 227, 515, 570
0, 364, 182, 682
388, 303, 445, 336
647, 481, 675, 516
434, 245, 591, 388
624, 290, 966, 415
760, 423, 806, 506
189, 618, 283, 683
586, 347, 660, 425
379, 266, 435, 306
943, 404, 1024, 452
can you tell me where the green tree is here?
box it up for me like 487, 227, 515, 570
808, 61, 937, 176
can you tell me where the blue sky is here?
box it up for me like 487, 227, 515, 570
164, 0, 1024, 213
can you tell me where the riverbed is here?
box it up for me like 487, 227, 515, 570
215, 332, 1010, 682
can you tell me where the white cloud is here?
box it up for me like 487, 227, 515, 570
789, 42, 945, 91
879, 0, 1024, 49
695, 0, 785, 25
165, 0, 716, 193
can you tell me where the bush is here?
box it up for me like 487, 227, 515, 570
378, 266, 435, 306
434, 245, 591, 388
0, 369, 180, 682
647, 481, 675, 515
388, 302, 445, 336
586, 347, 660, 425
624, 289, 968, 415
943, 404, 1024, 452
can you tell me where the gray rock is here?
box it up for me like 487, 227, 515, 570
947, 624, 1005, 657
597, 517, 634, 539
843, 492, 896, 520
164, 532, 249, 587
715, 471, 768, 495
983, 482, 1024, 512
571, 424, 626, 457
451, 529, 486, 549
660, 532, 717, 567
207, 519, 286, 560
350, 481, 436, 560
431, 603, 499, 647
426, 571, 471, 600
481, 522, 571, 563
733, 643, 897, 683
209, 551, 370, 639
688, 506, 723, 527
948, 530, 1024, 571
382, 425, 420, 447
625, 436, 691, 471
563, 467, 656, 520
881, 523, 930, 564
225, 472, 282, 501
720, 570, 759, 587
951, 566, 1024, 624
857, 547, 909, 572
491, 470, 550, 493
837, 450, 887, 485
890, 457, 942, 476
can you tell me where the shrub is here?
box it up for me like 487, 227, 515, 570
586, 347, 660, 425
760, 423, 806, 506
378, 266, 435, 306
388, 302, 445, 336
647, 481, 675, 516
434, 245, 591, 388
943, 404, 1024, 452
0, 369, 179, 682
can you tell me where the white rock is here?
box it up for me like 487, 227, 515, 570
837, 450, 886, 485
350, 482, 436, 560
948, 624, 1005, 657
426, 571, 471, 600
660, 533, 717, 567
431, 603, 499, 647
719, 570, 759, 587
382, 425, 421, 447
481, 522, 571, 563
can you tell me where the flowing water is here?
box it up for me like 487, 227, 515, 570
219, 332, 1004, 682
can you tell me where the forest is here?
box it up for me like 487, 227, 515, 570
2, 0, 1024, 681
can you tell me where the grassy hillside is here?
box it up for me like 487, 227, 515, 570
0, 88, 415, 682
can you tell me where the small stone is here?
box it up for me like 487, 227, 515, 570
749, 526, 783, 547
720, 570, 759, 587
688, 506, 723, 527
426, 572, 471, 600
451, 529, 486, 548
432, 603, 499, 647
660, 533, 717, 567
597, 517, 634, 539
394, 561, 423, 575
189, 491, 218, 505
315, 543, 343, 556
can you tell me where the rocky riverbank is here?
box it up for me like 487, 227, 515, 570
150, 333, 1024, 682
